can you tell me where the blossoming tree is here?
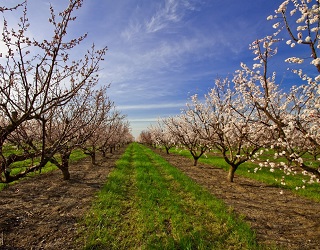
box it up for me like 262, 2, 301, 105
185, 79, 272, 182
46, 86, 112, 179
148, 121, 176, 154
163, 113, 210, 166
234, 0, 320, 182
0, 0, 108, 182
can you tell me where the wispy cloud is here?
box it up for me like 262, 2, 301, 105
121, 0, 200, 40
103, 33, 218, 84
145, 0, 181, 33
121, 20, 143, 41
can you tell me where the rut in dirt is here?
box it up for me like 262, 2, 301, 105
152, 148, 320, 250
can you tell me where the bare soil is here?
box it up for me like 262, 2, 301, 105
0, 146, 320, 250
0, 148, 125, 250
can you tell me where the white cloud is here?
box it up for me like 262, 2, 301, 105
121, 20, 143, 41
145, 0, 181, 33
121, 0, 200, 40
103, 33, 217, 86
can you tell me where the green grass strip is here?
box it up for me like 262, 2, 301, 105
81, 143, 261, 249
81, 144, 140, 249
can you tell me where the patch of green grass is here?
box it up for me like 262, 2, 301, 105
2, 144, 22, 156
0, 149, 87, 191
80, 144, 140, 249
81, 143, 261, 249
169, 148, 320, 202
69, 149, 87, 163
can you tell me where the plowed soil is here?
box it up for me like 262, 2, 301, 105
0, 146, 320, 250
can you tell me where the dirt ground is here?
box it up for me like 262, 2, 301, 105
0, 148, 125, 250
0, 146, 320, 250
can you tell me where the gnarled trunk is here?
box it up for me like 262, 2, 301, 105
60, 151, 71, 180
50, 150, 71, 180
61, 166, 70, 180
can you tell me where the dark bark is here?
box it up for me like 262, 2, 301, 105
60, 166, 70, 180
227, 165, 237, 182
83, 146, 96, 166
165, 146, 170, 154
1, 148, 56, 183
193, 157, 199, 166
48, 150, 71, 180
90, 151, 96, 166
60, 151, 71, 180
190, 148, 206, 166
299, 163, 320, 180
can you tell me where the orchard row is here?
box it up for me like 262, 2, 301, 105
0, 1, 133, 183
140, 0, 320, 184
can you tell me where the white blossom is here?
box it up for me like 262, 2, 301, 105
273, 22, 280, 29
253, 63, 262, 69
296, 17, 305, 23
285, 57, 304, 64
290, 9, 296, 16
267, 15, 274, 20
311, 58, 320, 66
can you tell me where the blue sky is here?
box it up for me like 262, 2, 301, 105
3, 0, 299, 138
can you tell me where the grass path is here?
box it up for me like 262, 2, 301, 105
81, 143, 259, 249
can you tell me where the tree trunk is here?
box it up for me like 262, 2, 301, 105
227, 166, 237, 182
102, 150, 106, 158
3, 169, 12, 183
165, 147, 170, 154
60, 151, 71, 180
61, 167, 70, 180
90, 151, 96, 166
193, 157, 199, 166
